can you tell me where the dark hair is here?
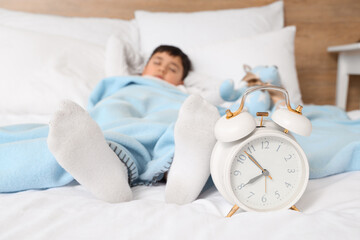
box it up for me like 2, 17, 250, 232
149, 45, 192, 80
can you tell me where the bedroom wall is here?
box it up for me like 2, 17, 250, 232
0, 0, 359, 110
285, 0, 360, 110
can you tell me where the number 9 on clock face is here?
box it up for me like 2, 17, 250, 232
226, 134, 309, 212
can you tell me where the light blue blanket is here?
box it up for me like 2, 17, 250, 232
293, 105, 360, 179
0, 76, 188, 192
0, 76, 359, 193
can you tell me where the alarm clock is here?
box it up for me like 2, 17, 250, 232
210, 85, 312, 216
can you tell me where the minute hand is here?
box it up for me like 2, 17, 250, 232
244, 151, 273, 180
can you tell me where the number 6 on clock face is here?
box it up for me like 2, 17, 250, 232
225, 133, 309, 212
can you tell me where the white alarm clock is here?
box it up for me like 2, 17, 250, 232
211, 86, 312, 216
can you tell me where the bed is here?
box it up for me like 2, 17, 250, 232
0, 0, 360, 239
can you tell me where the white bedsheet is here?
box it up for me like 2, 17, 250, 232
0, 113, 50, 126
0, 171, 359, 240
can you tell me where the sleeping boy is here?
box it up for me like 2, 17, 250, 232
48, 45, 220, 204
0, 44, 220, 205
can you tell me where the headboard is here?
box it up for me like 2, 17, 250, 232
1, 0, 359, 110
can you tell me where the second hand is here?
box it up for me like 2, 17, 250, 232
265, 176, 267, 193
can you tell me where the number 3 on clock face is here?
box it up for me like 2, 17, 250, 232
226, 134, 309, 212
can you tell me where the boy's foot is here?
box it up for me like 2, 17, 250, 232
165, 95, 220, 204
47, 100, 132, 203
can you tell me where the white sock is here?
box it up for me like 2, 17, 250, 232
165, 95, 220, 204
47, 100, 132, 203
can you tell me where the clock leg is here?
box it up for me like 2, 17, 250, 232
226, 204, 240, 217
290, 205, 300, 212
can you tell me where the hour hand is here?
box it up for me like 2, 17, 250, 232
243, 173, 264, 186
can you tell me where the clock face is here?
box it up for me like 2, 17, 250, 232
228, 134, 308, 211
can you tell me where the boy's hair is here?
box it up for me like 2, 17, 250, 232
149, 45, 192, 80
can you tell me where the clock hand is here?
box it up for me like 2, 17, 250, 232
244, 151, 273, 180
265, 175, 267, 193
243, 169, 270, 186
243, 172, 264, 186
262, 170, 271, 193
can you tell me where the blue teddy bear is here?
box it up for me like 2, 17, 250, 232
219, 65, 282, 116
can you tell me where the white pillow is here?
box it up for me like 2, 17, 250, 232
105, 34, 144, 77
0, 7, 139, 47
0, 25, 105, 116
135, 1, 283, 57
186, 26, 303, 106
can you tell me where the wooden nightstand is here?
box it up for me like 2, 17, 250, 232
328, 43, 360, 110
